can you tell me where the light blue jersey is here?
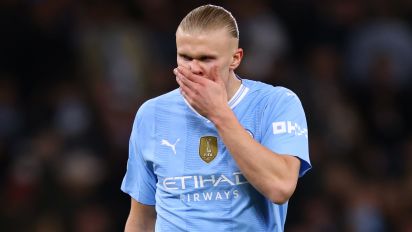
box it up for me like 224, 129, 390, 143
121, 78, 311, 232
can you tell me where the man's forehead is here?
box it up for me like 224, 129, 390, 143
176, 28, 238, 50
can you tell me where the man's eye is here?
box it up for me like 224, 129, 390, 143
200, 57, 212, 62
181, 55, 192, 61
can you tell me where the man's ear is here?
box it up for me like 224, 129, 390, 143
229, 48, 243, 70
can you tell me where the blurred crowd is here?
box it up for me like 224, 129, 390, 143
1, 0, 412, 231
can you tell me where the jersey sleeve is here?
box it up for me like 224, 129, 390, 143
121, 102, 157, 205
261, 88, 311, 177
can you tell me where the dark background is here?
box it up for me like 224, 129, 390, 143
1, 0, 412, 231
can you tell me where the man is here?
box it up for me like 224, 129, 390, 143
121, 4, 311, 232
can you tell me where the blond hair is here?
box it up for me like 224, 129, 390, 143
177, 4, 239, 39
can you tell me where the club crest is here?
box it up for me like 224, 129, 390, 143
199, 136, 218, 163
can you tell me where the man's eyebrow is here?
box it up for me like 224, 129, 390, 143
198, 55, 216, 60
178, 53, 216, 60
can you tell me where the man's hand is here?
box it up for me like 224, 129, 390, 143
174, 66, 229, 119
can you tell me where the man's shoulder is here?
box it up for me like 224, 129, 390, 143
136, 89, 181, 114
242, 79, 298, 100
141, 89, 180, 106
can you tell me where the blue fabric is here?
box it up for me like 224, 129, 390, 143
121, 78, 311, 232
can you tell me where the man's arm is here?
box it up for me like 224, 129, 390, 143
210, 107, 301, 204
175, 66, 301, 204
125, 198, 156, 232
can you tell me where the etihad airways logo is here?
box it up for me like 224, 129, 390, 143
162, 172, 248, 190
161, 173, 249, 203
272, 121, 308, 138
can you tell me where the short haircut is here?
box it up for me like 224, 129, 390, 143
177, 4, 239, 39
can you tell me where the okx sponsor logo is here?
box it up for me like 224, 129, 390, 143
272, 121, 308, 138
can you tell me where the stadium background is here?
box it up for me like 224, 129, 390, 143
1, 0, 412, 231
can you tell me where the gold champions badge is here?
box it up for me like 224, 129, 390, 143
199, 136, 218, 163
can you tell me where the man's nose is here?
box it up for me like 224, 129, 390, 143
189, 60, 203, 75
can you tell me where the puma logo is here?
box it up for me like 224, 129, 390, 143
161, 138, 180, 155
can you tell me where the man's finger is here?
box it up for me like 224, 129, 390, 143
177, 66, 207, 85
176, 73, 193, 99
174, 68, 199, 92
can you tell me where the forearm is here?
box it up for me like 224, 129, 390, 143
125, 218, 154, 232
125, 200, 156, 232
210, 108, 300, 204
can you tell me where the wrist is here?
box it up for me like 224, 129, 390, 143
209, 106, 236, 129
